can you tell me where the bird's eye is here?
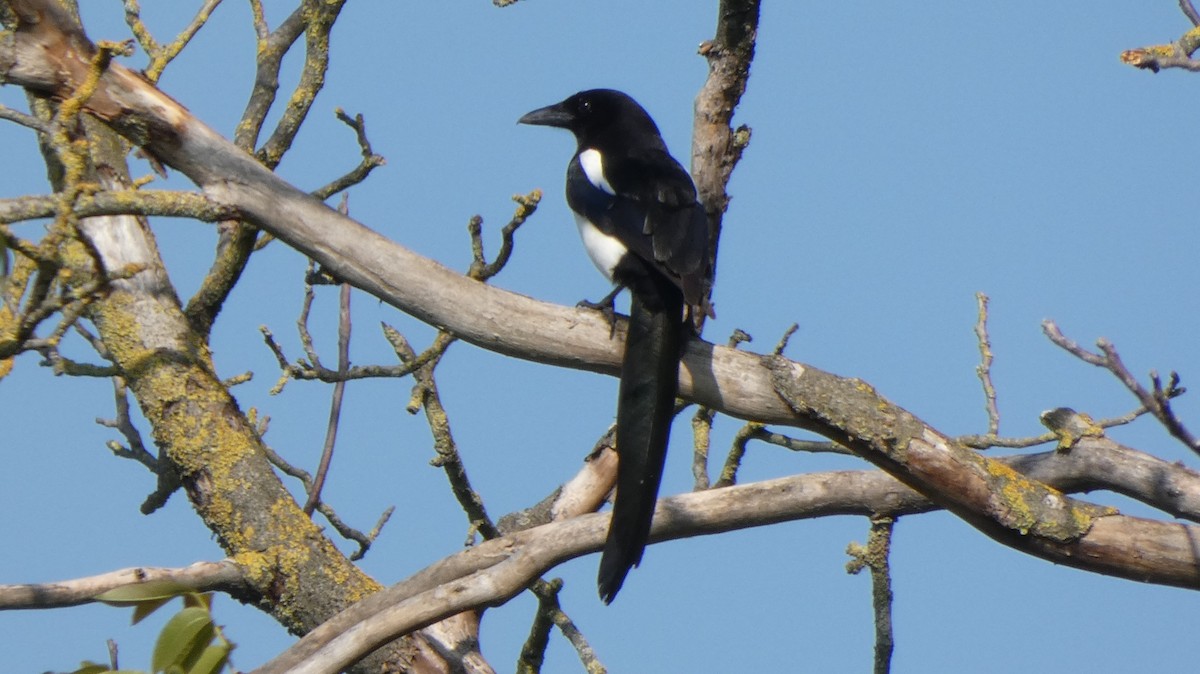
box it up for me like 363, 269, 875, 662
578, 99, 592, 115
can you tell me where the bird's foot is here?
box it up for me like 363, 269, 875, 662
577, 287, 623, 337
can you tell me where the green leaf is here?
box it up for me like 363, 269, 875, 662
95, 580, 192, 606
181, 592, 212, 612
152, 606, 213, 673
131, 595, 177, 626
185, 642, 231, 674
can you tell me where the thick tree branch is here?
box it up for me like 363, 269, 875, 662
259, 446, 1200, 673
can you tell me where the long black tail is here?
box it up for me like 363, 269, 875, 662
597, 274, 684, 604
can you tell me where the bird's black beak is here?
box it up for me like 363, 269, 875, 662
518, 102, 573, 128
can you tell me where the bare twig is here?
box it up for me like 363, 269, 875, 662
1043, 321, 1197, 457
395, 328, 498, 540
0, 102, 53, 133
304, 279, 351, 515
96, 376, 183, 514
0, 560, 248, 609
0, 190, 238, 224
1120, 11, 1200, 72
261, 442, 392, 560
260, 268, 459, 395
97, 377, 155, 470
714, 421, 761, 488
517, 580, 556, 674
311, 109, 387, 200
303, 197, 354, 516
846, 517, 895, 674
124, 0, 224, 83
467, 191, 541, 281
771, 324, 796, 355
690, 329, 754, 489
521, 579, 603, 674
973, 292, 1000, 436
743, 427, 850, 456
1182, 0, 1200, 27
956, 398, 1151, 449
690, 405, 715, 490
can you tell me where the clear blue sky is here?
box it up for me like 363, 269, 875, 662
3, 2, 1198, 672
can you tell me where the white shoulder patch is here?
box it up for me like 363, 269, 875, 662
579, 148, 616, 196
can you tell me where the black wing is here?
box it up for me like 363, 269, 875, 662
567, 149, 711, 314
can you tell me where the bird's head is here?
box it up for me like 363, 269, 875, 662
518, 89, 661, 145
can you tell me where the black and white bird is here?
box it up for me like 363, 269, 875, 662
519, 89, 713, 603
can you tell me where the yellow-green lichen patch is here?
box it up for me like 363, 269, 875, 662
983, 456, 1114, 541
986, 459, 1042, 535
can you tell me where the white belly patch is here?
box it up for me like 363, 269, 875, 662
573, 212, 627, 282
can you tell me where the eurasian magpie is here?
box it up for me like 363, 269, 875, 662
519, 89, 713, 603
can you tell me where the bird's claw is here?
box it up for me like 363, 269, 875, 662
577, 288, 622, 337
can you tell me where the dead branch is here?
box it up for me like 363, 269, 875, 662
0, 560, 247, 609
258, 448, 1200, 673
1043, 320, 1197, 456
692, 0, 760, 293
1120, 3, 1200, 72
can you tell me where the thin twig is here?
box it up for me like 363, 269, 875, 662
973, 292, 1000, 436
691, 329, 754, 489
690, 405, 715, 490
392, 327, 497, 539
517, 580, 557, 674
125, 0, 224, 83
1043, 321, 1197, 457
303, 278, 351, 515
95, 376, 185, 514
1120, 8, 1200, 72
1182, 0, 1200, 26
301, 195, 354, 516
261, 319, 456, 393
97, 377, 157, 471
847, 517, 896, 674
747, 428, 851, 455
714, 421, 761, 488
772, 323, 796, 355
958, 403, 1150, 449
0, 103, 54, 134
467, 191, 541, 281
261, 442, 391, 560
311, 109, 387, 200
521, 579, 604, 674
